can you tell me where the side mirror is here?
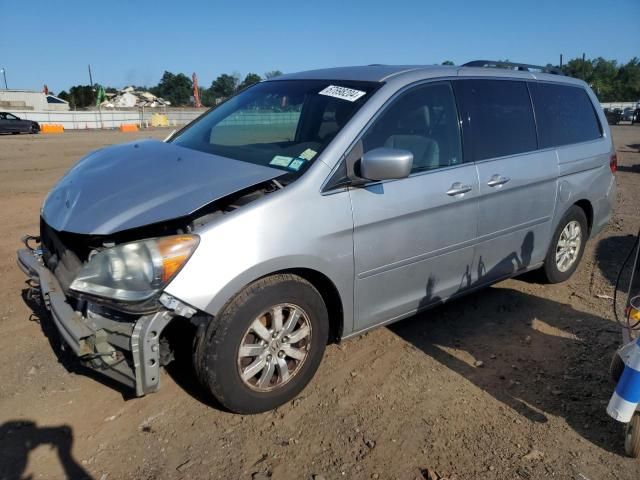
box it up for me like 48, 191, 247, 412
360, 147, 413, 181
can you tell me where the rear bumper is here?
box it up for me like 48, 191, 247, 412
17, 246, 172, 396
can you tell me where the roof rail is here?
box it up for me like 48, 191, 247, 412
461, 60, 564, 76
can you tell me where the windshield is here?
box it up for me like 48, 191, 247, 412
172, 80, 380, 178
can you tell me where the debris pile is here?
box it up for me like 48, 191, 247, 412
101, 87, 171, 108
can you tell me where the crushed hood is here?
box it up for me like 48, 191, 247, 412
42, 139, 285, 235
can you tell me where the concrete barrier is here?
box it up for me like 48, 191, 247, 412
119, 124, 139, 132
150, 113, 169, 127
41, 124, 64, 134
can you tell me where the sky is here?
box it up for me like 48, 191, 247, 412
1, 0, 638, 94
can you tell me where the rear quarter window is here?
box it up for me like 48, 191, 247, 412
529, 82, 602, 148
453, 79, 537, 162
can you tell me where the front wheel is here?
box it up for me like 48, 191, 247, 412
194, 274, 329, 413
542, 206, 588, 283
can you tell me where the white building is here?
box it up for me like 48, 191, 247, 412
0, 89, 69, 111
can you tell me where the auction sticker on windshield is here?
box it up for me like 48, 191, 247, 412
319, 85, 366, 102
270, 155, 293, 167
299, 148, 317, 161
288, 158, 305, 171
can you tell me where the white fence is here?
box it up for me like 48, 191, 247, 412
601, 101, 639, 110
5, 109, 206, 130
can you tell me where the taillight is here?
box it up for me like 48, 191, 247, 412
610, 153, 618, 173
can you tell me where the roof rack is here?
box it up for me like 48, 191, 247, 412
462, 60, 564, 76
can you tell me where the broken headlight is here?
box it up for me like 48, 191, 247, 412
70, 235, 199, 302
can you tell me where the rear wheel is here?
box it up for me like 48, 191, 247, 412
542, 206, 588, 283
194, 274, 328, 413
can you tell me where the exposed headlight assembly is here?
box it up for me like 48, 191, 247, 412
70, 235, 199, 302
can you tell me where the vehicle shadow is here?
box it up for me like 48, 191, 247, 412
0, 420, 93, 479
20, 284, 136, 400
595, 234, 640, 287
617, 164, 640, 173
390, 271, 623, 454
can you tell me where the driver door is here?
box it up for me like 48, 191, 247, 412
4, 113, 23, 133
349, 81, 479, 331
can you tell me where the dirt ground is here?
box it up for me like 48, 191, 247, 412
0, 126, 639, 480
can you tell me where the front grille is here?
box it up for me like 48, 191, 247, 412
40, 218, 84, 292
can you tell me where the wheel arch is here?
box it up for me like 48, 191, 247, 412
196, 263, 346, 345
283, 268, 344, 343
243, 268, 344, 344
572, 198, 594, 235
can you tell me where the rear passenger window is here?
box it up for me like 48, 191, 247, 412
453, 80, 537, 161
362, 82, 462, 173
529, 82, 602, 148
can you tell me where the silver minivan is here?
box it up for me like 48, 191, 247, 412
18, 61, 616, 413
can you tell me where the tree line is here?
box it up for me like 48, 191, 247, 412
56, 56, 640, 109
556, 57, 639, 102
441, 57, 640, 102
57, 70, 283, 109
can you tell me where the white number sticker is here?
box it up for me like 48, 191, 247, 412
319, 85, 366, 102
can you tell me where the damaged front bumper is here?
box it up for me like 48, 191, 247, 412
17, 241, 180, 397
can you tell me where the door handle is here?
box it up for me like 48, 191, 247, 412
446, 182, 473, 196
487, 174, 511, 187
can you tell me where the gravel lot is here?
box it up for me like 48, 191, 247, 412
0, 126, 639, 480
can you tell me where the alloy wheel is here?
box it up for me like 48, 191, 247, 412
237, 303, 312, 392
555, 220, 582, 272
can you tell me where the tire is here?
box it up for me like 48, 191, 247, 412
610, 351, 624, 384
542, 205, 588, 283
625, 412, 640, 458
194, 274, 329, 414
30, 124, 39, 134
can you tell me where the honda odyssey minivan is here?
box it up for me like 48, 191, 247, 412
18, 61, 616, 413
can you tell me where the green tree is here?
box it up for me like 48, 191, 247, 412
562, 58, 594, 82
441, 60, 454, 65
238, 73, 261, 91
150, 71, 193, 106
590, 57, 618, 101
615, 57, 640, 101
200, 89, 216, 107
556, 56, 640, 101
64, 85, 95, 109
264, 70, 283, 79
208, 73, 239, 100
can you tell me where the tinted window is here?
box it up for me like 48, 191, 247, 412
453, 80, 537, 161
362, 82, 462, 173
529, 82, 601, 148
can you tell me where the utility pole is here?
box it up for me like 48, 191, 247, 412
559, 54, 563, 70
88, 64, 94, 87
582, 52, 586, 80
0, 68, 7, 89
